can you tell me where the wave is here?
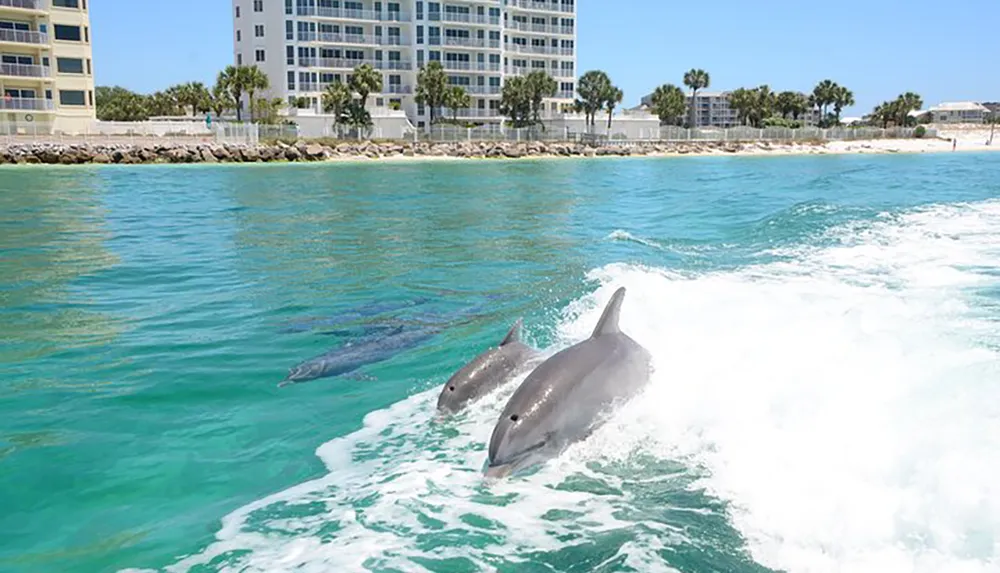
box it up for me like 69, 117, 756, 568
153, 199, 1000, 573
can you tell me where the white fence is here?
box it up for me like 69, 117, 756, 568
654, 126, 936, 142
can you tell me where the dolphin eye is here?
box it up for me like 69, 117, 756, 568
448, 386, 455, 391
510, 415, 519, 422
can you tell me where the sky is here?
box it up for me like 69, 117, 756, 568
91, 0, 999, 116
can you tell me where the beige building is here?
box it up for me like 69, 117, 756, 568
1, 0, 95, 133
925, 102, 991, 124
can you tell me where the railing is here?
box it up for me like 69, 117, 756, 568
507, 0, 575, 13
299, 58, 412, 71
554, 91, 574, 99
429, 37, 501, 49
432, 108, 501, 118
457, 85, 501, 95
507, 21, 574, 35
298, 82, 321, 92
301, 32, 408, 45
296, 6, 411, 22
0, 62, 50, 77
437, 12, 500, 25
0, 28, 49, 45
0, 0, 46, 10
506, 66, 574, 78
0, 97, 53, 111
507, 44, 573, 56
442, 61, 501, 72
384, 85, 412, 94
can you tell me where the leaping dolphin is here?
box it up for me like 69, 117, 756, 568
436, 319, 541, 415
484, 287, 652, 478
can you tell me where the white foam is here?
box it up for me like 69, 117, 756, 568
163, 199, 1000, 573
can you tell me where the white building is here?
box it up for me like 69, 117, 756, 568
232, 0, 577, 129
924, 101, 991, 124
639, 89, 820, 128
1, 0, 96, 134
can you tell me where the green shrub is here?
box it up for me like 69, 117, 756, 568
914, 125, 926, 138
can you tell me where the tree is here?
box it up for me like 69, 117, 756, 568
524, 70, 557, 125
728, 86, 775, 128
209, 80, 233, 117
811, 79, 839, 127
444, 85, 471, 122
894, 92, 923, 126
728, 88, 754, 126
252, 97, 285, 124
415, 60, 448, 125
244, 66, 270, 122
604, 85, 623, 130
349, 63, 382, 110
500, 75, 532, 127
683, 68, 710, 127
217, 65, 247, 122
776, 91, 810, 120
832, 86, 855, 125
146, 90, 181, 116
95, 86, 149, 121
322, 81, 352, 123
577, 70, 612, 130
650, 83, 685, 125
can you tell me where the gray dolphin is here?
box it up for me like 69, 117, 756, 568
484, 287, 652, 478
436, 319, 540, 415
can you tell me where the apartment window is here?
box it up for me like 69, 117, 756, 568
53, 24, 81, 41
416, 1, 423, 19
253, 0, 263, 12
255, 49, 265, 62
255, 24, 264, 37
89, 90, 93, 106
52, 0, 80, 7
416, 25, 423, 44
236, 30, 241, 42
59, 89, 86, 106
285, 0, 293, 15
287, 70, 295, 90
286, 45, 294, 65
86, 59, 91, 74
237, 53, 243, 65
84, 26, 88, 42
285, 20, 293, 40
56, 57, 84, 73
235, 6, 240, 17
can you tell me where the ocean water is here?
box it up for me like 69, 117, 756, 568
2, 154, 999, 573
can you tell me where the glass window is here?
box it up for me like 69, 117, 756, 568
255, 49, 265, 62
56, 57, 84, 73
59, 89, 86, 106
52, 0, 80, 7
53, 24, 81, 41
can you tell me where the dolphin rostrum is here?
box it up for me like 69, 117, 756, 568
436, 319, 541, 415
278, 325, 438, 387
485, 287, 652, 478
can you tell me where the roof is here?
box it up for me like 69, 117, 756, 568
928, 102, 990, 112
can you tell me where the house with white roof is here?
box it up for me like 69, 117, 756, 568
924, 102, 991, 124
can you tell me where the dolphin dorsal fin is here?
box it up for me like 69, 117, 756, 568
500, 318, 522, 346
591, 287, 626, 338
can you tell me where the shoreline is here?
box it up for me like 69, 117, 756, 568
1, 135, 996, 167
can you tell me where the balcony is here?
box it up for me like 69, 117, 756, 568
0, 28, 48, 45
300, 58, 412, 71
433, 107, 502, 118
442, 60, 501, 72
431, 12, 501, 26
507, 43, 573, 56
296, 6, 411, 22
301, 32, 408, 46
429, 37, 501, 49
384, 84, 412, 95
507, 0, 575, 13
462, 85, 501, 95
506, 66, 574, 78
554, 91, 574, 99
0, 62, 50, 78
507, 21, 574, 35
0, 0, 46, 11
0, 96, 53, 111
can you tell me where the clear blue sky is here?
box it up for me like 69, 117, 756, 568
92, 0, 999, 115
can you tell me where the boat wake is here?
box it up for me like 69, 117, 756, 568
150, 200, 1000, 573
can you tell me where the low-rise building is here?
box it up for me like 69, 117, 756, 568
1, 0, 96, 133
639, 89, 819, 127
925, 101, 991, 124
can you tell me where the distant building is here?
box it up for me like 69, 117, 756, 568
982, 102, 999, 119
925, 102, 991, 124
1, 0, 96, 133
639, 89, 819, 127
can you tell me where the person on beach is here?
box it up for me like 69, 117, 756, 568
952, 138, 957, 151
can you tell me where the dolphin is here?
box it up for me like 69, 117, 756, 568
484, 287, 652, 478
278, 325, 438, 387
436, 319, 541, 415
278, 297, 432, 334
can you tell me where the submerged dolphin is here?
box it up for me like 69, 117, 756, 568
436, 319, 540, 415
484, 287, 652, 478
278, 325, 438, 387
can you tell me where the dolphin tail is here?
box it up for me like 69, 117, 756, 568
500, 318, 523, 346
591, 287, 626, 338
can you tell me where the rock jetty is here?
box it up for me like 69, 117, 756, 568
0, 139, 814, 166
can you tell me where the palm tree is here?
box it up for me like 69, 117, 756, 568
577, 70, 612, 131
811, 79, 838, 126
894, 92, 923, 126
322, 81, 353, 125
500, 75, 532, 127
187, 82, 211, 116
683, 69, 710, 127
415, 60, 448, 125
244, 66, 270, 122
650, 83, 686, 125
524, 70, 557, 125
349, 63, 383, 110
728, 88, 754, 126
832, 86, 855, 125
209, 81, 232, 118
445, 85, 470, 122
604, 85, 623, 131
217, 65, 247, 122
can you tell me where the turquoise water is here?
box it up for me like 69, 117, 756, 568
2, 154, 1000, 573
